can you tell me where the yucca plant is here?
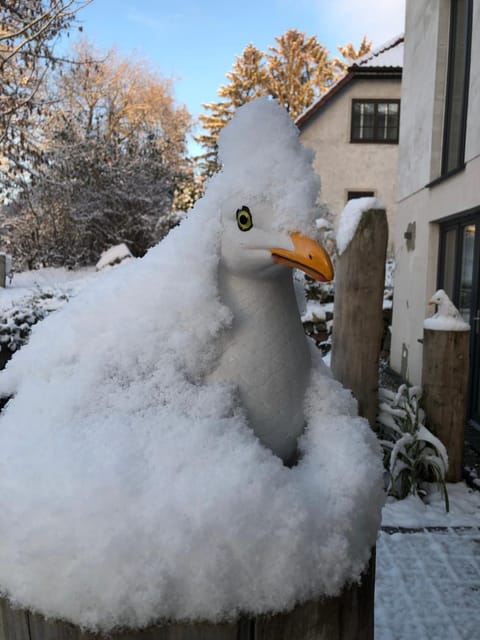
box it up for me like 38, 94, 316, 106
378, 384, 449, 512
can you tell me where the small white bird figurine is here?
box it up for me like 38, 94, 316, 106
427, 289, 462, 320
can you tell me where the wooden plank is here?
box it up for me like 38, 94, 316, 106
422, 328, 470, 482
255, 553, 375, 640
331, 208, 388, 428
3, 601, 239, 640
0, 598, 31, 640
0, 254, 6, 288
1, 565, 375, 640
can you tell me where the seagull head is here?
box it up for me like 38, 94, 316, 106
428, 289, 448, 307
204, 97, 334, 283
216, 199, 333, 282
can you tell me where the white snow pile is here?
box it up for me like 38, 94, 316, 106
424, 289, 470, 331
0, 98, 384, 632
336, 196, 385, 255
382, 482, 480, 528
96, 243, 133, 271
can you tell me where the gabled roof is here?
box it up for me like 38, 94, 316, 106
352, 34, 404, 69
296, 35, 404, 129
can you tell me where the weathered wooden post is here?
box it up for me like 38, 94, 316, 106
330, 200, 388, 640
422, 291, 470, 482
0, 562, 378, 640
0, 253, 6, 288
331, 203, 388, 428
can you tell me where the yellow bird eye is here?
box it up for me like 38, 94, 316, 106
236, 206, 253, 232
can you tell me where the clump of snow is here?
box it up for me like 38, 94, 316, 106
316, 217, 332, 231
301, 300, 326, 323
0, 99, 383, 632
96, 243, 133, 271
424, 316, 471, 331
336, 197, 385, 255
382, 483, 480, 528
212, 97, 321, 237
424, 289, 470, 331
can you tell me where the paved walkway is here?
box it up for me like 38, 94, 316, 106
375, 527, 480, 639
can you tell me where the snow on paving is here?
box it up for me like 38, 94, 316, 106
377, 483, 480, 639
376, 527, 480, 640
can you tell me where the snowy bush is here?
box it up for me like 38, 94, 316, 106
378, 385, 449, 511
0, 288, 69, 353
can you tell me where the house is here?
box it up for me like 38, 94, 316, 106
296, 35, 403, 253
390, 1, 480, 433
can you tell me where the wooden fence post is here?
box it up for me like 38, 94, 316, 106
0, 568, 376, 640
422, 328, 470, 482
0, 254, 6, 288
331, 207, 388, 428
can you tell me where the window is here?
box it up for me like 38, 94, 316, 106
347, 190, 375, 201
441, 0, 473, 176
438, 212, 480, 425
351, 100, 400, 143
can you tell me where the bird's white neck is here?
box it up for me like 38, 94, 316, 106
208, 265, 311, 464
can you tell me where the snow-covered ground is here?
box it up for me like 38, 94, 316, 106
2, 266, 480, 638
1, 266, 96, 308
378, 484, 480, 640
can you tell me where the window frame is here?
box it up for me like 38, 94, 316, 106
350, 99, 400, 144
347, 190, 375, 202
440, 0, 473, 178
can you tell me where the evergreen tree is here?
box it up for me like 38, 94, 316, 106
334, 35, 372, 72
196, 44, 267, 178
266, 30, 334, 120
195, 30, 371, 178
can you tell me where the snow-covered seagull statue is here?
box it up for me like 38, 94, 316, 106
0, 98, 384, 633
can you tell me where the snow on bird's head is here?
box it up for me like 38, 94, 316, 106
207, 98, 320, 236
429, 289, 448, 305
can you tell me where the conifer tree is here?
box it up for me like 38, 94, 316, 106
196, 44, 267, 178
334, 35, 372, 72
266, 29, 334, 120
195, 30, 371, 178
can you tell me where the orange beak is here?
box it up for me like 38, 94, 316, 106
270, 232, 334, 282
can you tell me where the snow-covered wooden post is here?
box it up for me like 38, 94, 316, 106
331, 199, 388, 428
422, 290, 470, 482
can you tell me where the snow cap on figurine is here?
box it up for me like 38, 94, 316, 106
208, 97, 320, 237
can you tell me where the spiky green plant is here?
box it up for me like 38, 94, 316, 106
378, 384, 449, 512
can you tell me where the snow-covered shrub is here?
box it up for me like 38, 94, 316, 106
0, 288, 69, 353
378, 385, 449, 511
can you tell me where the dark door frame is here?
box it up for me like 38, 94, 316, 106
437, 205, 480, 426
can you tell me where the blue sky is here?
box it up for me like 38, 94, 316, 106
72, 0, 405, 121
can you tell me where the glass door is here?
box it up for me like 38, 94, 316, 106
439, 215, 480, 425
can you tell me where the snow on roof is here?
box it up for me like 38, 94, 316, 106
296, 35, 403, 128
353, 34, 404, 69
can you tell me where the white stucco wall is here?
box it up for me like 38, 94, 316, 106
299, 77, 401, 253
391, 0, 480, 384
